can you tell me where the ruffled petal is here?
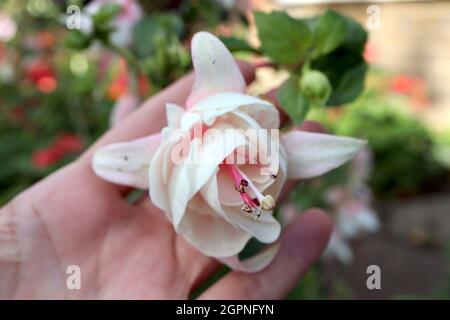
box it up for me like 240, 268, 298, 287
149, 132, 180, 212
168, 127, 247, 228
177, 196, 252, 258
186, 32, 246, 109
182, 92, 278, 131
165, 103, 185, 128
224, 207, 281, 243
219, 242, 280, 273
92, 133, 161, 189
281, 131, 366, 180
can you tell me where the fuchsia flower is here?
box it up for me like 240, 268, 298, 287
92, 32, 366, 272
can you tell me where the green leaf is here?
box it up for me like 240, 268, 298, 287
328, 61, 367, 105
92, 3, 122, 26
312, 49, 368, 106
133, 18, 162, 57
238, 238, 265, 260
64, 30, 92, 50
133, 14, 184, 58
342, 16, 368, 53
277, 75, 310, 124
255, 11, 312, 65
312, 10, 347, 57
218, 36, 259, 54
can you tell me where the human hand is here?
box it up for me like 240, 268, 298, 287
0, 62, 331, 299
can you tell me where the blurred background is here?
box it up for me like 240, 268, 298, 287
0, 0, 449, 299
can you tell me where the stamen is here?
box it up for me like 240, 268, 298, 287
220, 163, 276, 217
234, 167, 265, 202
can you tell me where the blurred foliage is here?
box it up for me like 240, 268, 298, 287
287, 266, 325, 300
303, 84, 448, 200
331, 90, 447, 198
432, 129, 450, 169
253, 10, 367, 124
0, 0, 232, 205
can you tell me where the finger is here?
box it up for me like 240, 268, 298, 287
199, 209, 332, 300
135, 194, 224, 295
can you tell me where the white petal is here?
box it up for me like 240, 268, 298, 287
149, 135, 180, 212
92, 134, 161, 189
281, 131, 366, 180
187, 32, 246, 108
177, 197, 252, 258
219, 242, 280, 273
168, 128, 247, 228
355, 208, 380, 233
324, 231, 353, 264
182, 92, 278, 131
200, 172, 236, 225
225, 206, 281, 243
165, 103, 185, 128
200, 170, 280, 240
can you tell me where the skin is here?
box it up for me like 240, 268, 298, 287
0, 62, 331, 299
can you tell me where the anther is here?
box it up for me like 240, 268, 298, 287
240, 179, 249, 187
242, 203, 253, 214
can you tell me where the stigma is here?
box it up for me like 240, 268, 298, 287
221, 164, 276, 219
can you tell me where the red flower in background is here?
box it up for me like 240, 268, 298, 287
32, 133, 84, 168
390, 75, 429, 109
107, 59, 128, 100
390, 75, 417, 94
9, 106, 25, 123
36, 31, 56, 50
25, 59, 57, 93
53, 133, 84, 155
32, 149, 60, 168
138, 74, 150, 96
363, 42, 378, 64
107, 59, 151, 100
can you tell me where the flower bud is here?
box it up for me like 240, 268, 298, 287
300, 69, 332, 108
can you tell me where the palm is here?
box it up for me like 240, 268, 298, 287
0, 65, 331, 300
1, 161, 210, 299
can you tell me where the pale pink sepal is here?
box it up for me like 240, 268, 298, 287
186, 32, 246, 109
281, 131, 366, 180
219, 242, 281, 273
92, 133, 161, 189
